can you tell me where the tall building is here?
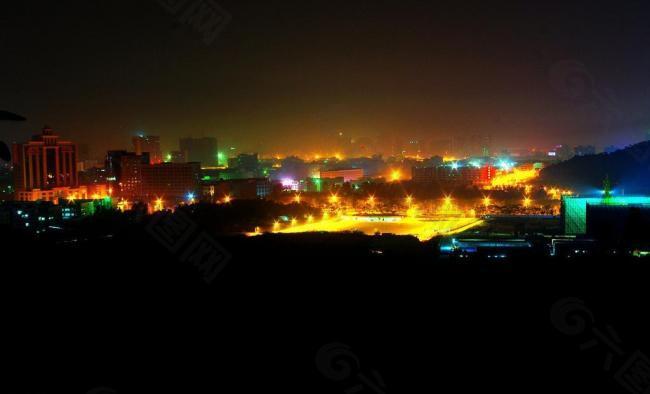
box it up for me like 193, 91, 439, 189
132, 134, 162, 165
139, 162, 201, 203
105, 150, 149, 193
12, 126, 80, 201
179, 137, 218, 167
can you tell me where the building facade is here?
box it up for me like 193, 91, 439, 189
12, 127, 83, 202
132, 134, 162, 165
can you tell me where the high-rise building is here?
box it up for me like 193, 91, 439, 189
139, 162, 201, 203
133, 134, 162, 165
105, 150, 149, 191
179, 137, 218, 167
12, 126, 80, 201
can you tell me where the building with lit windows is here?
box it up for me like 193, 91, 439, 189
133, 134, 163, 165
139, 162, 201, 203
202, 178, 272, 200
11, 126, 88, 202
412, 164, 494, 185
561, 196, 650, 235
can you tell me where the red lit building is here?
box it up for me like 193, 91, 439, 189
412, 164, 494, 185
12, 126, 83, 201
118, 161, 200, 204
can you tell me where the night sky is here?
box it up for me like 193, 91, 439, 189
3, 0, 650, 157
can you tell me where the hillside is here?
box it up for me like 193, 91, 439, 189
538, 141, 650, 194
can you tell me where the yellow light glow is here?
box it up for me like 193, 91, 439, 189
329, 194, 339, 204
368, 196, 376, 206
406, 206, 418, 218
154, 197, 164, 212
489, 168, 539, 189
307, 215, 314, 223
523, 197, 532, 207
483, 196, 491, 207
294, 194, 301, 203
224, 195, 232, 204
291, 218, 298, 226
277, 214, 483, 241
406, 195, 414, 206
117, 199, 129, 212
391, 170, 401, 182
273, 221, 280, 231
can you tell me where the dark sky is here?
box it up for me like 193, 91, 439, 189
3, 0, 650, 157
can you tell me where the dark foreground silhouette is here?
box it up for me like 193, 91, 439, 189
3, 218, 650, 393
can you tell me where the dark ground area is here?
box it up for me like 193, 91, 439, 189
3, 220, 650, 393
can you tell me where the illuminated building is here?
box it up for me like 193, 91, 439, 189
561, 196, 650, 235
412, 164, 494, 185
319, 168, 364, 183
11, 126, 88, 202
202, 178, 271, 200
179, 137, 218, 167
132, 134, 163, 164
139, 162, 201, 203
115, 153, 149, 200
105, 150, 149, 187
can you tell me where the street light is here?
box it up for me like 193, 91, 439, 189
523, 196, 532, 208
483, 196, 491, 208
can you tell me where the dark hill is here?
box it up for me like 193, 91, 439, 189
539, 140, 650, 194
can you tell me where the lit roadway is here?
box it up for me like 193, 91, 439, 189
275, 215, 484, 241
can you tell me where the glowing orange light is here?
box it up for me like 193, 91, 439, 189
483, 196, 491, 207
224, 195, 232, 204
294, 194, 301, 203
391, 170, 402, 182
